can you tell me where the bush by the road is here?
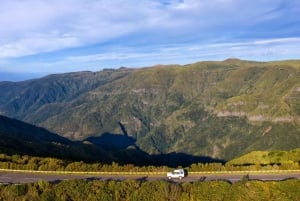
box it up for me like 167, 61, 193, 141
0, 153, 299, 173
0, 178, 299, 201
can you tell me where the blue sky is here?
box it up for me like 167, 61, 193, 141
0, 0, 300, 80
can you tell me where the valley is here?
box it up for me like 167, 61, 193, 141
0, 59, 299, 162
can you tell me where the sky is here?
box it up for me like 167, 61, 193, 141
0, 0, 300, 81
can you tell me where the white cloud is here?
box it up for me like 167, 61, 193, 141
0, 0, 163, 58
0, 0, 78, 38
2, 37, 299, 75
0, 0, 299, 72
0, 34, 79, 59
6, 37, 297, 73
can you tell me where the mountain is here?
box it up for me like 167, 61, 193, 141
0, 115, 111, 162
0, 59, 299, 160
0, 114, 220, 167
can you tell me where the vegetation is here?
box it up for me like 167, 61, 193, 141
0, 115, 113, 163
0, 59, 299, 200
0, 178, 299, 201
0, 148, 299, 172
0, 59, 299, 161
227, 148, 300, 165
0, 114, 226, 167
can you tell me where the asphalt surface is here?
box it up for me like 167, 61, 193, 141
0, 171, 299, 184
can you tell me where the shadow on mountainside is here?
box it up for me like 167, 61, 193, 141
84, 132, 225, 167
0, 115, 115, 162
85, 132, 137, 150
151, 152, 225, 168
0, 114, 225, 167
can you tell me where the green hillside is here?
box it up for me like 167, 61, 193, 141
227, 148, 300, 165
1, 115, 219, 167
0, 59, 299, 160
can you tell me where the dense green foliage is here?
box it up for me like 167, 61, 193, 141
0, 148, 299, 172
0, 178, 299, 201
0, 153, 167, 172
0, 115, 224, 167
0, 59, 299, 160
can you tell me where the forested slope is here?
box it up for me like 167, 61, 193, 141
0, 59, 299, 160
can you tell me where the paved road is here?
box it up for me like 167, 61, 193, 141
0, 171, 299, 184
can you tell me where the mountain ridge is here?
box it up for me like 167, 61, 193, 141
0, 59, 299, 160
